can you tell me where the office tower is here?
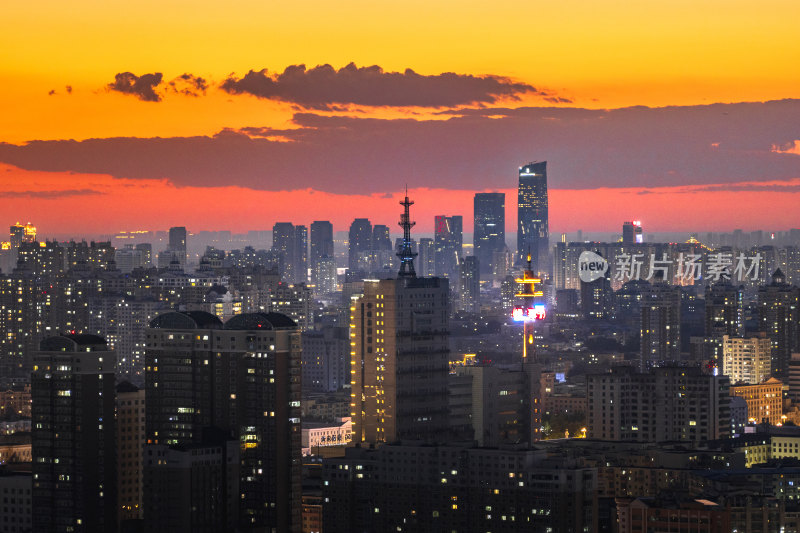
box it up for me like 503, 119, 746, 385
372, 224, 392, 251
309, 221, 334, 284
723, 334, 771, 385
457, 255, 480, 313
473, 193, 505, 276
433, 215, 462, 279
272, 222, 296, 282
135, 242, 153, 267
730, 378, 784, 425
0, 470, 32, 532
580, 264, 613, 319
622, 220, 644, 244
705, 277, 745, 338
517, 161, 549, 271
145, 310, 302, 532
640, 282, 682, 369
314, 256, 338, 296
168, 226, 187, 267
586, 365, 730, 443
32, 334, 117, 532
350, 194, 449, 445
758, 269, 800, 378
417, 237, 435, 277
348, 218, 372, 272
117, 381, 145, 527
301, 327, 349, 393
295, 224, 308, 283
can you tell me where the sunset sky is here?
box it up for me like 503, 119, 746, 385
2, 0, 799, 236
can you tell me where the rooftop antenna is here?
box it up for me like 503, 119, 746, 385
397, 186, 417, 278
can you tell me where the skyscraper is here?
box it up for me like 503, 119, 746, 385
372, 224, 392, 251
32, 334, 117, 532
457, 255, 480, 313
473, 193, 505, 276
295, 224, 308, 283
348, 218, 373, 272
433, 215, 462, 279
622, 220, 644, 244
273, 222, 296, 282
517, 162, 549, 271
168, 226, 187, 267
309, 221, 334, 279
417, 237, 435, 277
144, 310, 302, 532
350, 194, 450, 445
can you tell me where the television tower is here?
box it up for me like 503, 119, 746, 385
513, 252, 544, 362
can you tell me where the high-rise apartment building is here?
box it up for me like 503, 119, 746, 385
706, 278, 745, 339
117, 380, 145, 527
144, 310, 302, 532
473, 193, 505, 276
32, 334, 117, 532
722, 334, 772, 385
517, 162, 549, 271
758, 269, 800, 378
587, 365, 730, 443
640, 282, 682, 369
457, 256, 480, 313
433, 215, 462, 279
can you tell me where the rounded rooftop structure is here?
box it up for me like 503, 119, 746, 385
149, 310, 223, 329
223, 312, 297, 330
40, 333, 108, 352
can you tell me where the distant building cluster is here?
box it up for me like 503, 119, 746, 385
2, 162, 800, 532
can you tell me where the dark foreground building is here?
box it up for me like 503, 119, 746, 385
144, 310, 302, 533
32, 334, 117, 533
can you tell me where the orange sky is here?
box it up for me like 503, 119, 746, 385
3, 164, 799, 236
2, 1, 800, 236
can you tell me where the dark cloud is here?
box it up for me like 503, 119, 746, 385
107, 72, 163, 102
0, 189, 103, 199
220, 63, 543, 109
1, 100, 800, 194
168, 73, 208, 97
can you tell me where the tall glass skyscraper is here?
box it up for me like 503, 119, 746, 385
434, 215, 462, 279
473, 193, 505, 275
517, 161, 549, 271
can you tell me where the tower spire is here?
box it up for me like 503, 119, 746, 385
397, 187, 417, 278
